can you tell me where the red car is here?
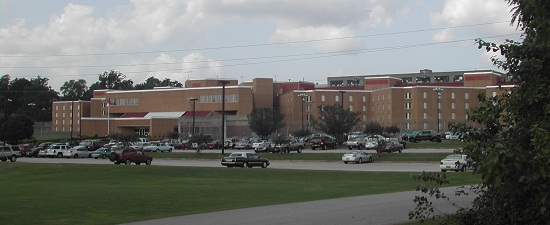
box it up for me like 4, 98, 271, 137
207, 140, 222, 149
110, 150, 153, 165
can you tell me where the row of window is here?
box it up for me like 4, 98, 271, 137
54, 112, 80, 118
405, 92, 470, 100
404, 112, 468, 120
199, 94, 239, 103
55, 104, 81, 111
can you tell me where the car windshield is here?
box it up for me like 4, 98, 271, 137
228, 153, 243, 157
444, 154, 462, 159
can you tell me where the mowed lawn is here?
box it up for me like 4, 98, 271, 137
0, 163, 478, 225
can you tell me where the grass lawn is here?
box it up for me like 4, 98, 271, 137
0, 163, 479, 225
406, 140, 465, 149
150, 152, 453, 162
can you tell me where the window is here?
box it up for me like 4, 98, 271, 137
362, 96, 366, 102
405, 102, 412, 109
438, 102, 441, 109
451, 103, 455, 109
405, 92, 412, 99
423, 122, 428, 129
102, 111, 105, 116
321, 95, 325, 102
451, 92, 455, 99
465, 93, 470, 99
423, 102, 427, 109
492, 92, 497, 97
362, 115, 366, 121
349, 106, 353, 111
406, 123, 411, 130
451, 113, 456, 120
423, 92, 427, 99
55, 113, 58, 118
335, 95, 339, 102
55, 105, 58, 110
465, 103, 469, 109
349, 95, 353, 102
362, 105, 366, 111
63, 105, 65, 110
423, 112, 427, 119
405, 113, 412, 119
306, 105, 311, 112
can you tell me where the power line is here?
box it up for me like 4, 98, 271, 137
0, 21, 511, 58
4, 34, 515, 77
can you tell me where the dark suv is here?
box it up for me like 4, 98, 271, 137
309, 136, 337, 150
110, 149, 153, 165
408, 130, 442, 143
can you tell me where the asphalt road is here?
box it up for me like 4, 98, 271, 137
121, 186, 477, 225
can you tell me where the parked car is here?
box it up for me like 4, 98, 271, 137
178, 141, 190, 150
273, 136, 304, 153
206, 140, 222, 149
26, 146, 43, 157
380, 140, 403, 153
234, 140, 252, 149
346, 136, 366, 150
309, 135, 337, 150
0, 145, 19, 162
254, 142, 272, 153
129, 142, 150, 151
342, 150, 373, 164
91, 148, 112, 159
224, 136, 241, 149
110, 149, 153, 165
45, 144, 71, 158
252, 140, 267, 149
440, 154, 473, 172
143, 142, 173, 152
408, 130, 442, 143
221, 152, 270, 168
62, 145, 91, 158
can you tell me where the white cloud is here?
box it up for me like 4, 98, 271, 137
270, 26, 363, 52
431, 0, 517, 41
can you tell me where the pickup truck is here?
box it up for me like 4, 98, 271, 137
408, 130, 442, 143
346, 136, 366, 150
273, 136, 304, 153
110, 149, 153, 165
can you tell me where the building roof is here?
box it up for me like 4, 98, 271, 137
120, 112, 148, 118
144, 112, 185, 119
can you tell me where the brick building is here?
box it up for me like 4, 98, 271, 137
52, 70, 514, 139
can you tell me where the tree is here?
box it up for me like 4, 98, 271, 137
363, 121, 384, 136
83, 70, 134, 100
247, 108, 285, 140
60, 79, 88, 101
411, 1, 550, 224
135, 77, 183, 90
311, 104, 359, 144
0, 114, 34, 144
384, 125, 400, 137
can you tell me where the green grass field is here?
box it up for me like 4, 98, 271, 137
0, 163, 479, 225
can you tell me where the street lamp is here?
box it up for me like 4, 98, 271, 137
218, 80, 230, 155
188, 97, 198, 135
297, 94, 307, 130
433, 87, 443, 133
338, 91, 346, 109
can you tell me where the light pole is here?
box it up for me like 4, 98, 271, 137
188, 97, 198, 135
218, 80, 230, 155
433, 87, 442, 133
338, 91, 346, 109
297, 94, 307, 130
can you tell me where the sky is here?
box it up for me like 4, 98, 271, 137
0, 0, 522, 91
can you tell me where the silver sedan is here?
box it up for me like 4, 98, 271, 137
342, 151, 373, 164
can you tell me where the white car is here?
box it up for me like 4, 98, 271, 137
439, 154, 472, 172
342, 150, 373, 164
143, 142, 173, 152
45, 144, 71, 158
63, 146, 91, 158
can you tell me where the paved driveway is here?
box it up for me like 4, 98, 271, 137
122, 186, 476, 225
